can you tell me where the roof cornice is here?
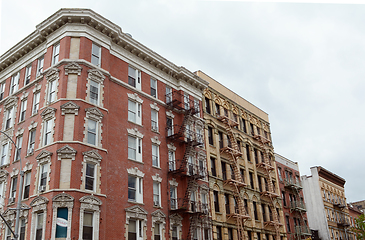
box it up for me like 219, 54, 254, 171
0, 8, 208, 91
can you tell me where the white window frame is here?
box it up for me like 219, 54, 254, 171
4, 107, 14, 130
165, 86, 172, 103
48, 79, 57, 103
10, 72, 20, 94
128, 100, 142, 125
81, 150, 102, 193
84, 107, 104, 147
25, 64, 32, 85
22, 171, 31, 199
37, 56, 44, 76
32, 91, 40, 115
19, 99, 27, 122
43, 119, 53, 146
85, 162, 96, 191
9, 176, 17, 202
151, 78, 157, 98
128, 219, 144, 240
87, 69, 105, 107
41, 108, 56, 147
91, 43, 101, 67
1, 142, 9, 166
14, 135, 22, 162
52, 43, 60, 65
28, 129, 36, 155
38, 163, 48, 192
78, 195, 102, 240
153, 181, 161, 207
89, 80, 100, 105
170, 186, 177, 210
128, 175, 143, 203
184, 93, 190, 110
87, 119, 98, 146
152, 144, 159, 168
151, 109, 158, 132
128, 135, 142, 162
194, 98, 200, 117
128, 66, 141, 90
0, 82, 5, 101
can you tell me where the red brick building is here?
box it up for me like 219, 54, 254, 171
0, 8, 209, 240
275, 154, 310, 240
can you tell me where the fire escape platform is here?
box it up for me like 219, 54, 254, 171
224, 179, 247, 188
260, 191, 280, 198
256, 162, 275, 171
220, 146, 243, 157
217, 115, 239, 127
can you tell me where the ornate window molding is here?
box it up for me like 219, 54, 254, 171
127, 128, 144, 139
166, 110, 175, 119
2, 96, 18, 133
152, 173, 162, 183
127, 167, 145, 178
78, 195, 102, 240
64, 62, 82, 75
0, 169, 9, 208
151, 210, 166, 240
83, 107, 104, 147
51, 193, 74, 240
86, 69, 105, 107
45, 68, 60, 105
61, 101, 80, 115
35, 150, 52, 193
150, 103, 160, 111
169, 178, 179, 187
57, 145, 77, 161
80, 150, 102, 193
125, 205, 148, 239
151, 136, 161, 146
169, 214, 183, 240
127, 93, 143, 104
40, 107, 57, 147
30, 196, 49, 240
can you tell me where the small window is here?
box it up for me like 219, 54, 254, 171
170, 186, 177, 210
0, 82, 5, 101
128, 66, 141, 90
128, 100, 142, 125
5, 107, 13, 130
184, 93, 190, 110
166, 117, 173, 136
48, 80, 57, 103
128, 175, 143, 203
154, 223, 161, 240
194, 99, 200, 117
15, 135, 23, 161
43, 119, 53, 146
205, 97, 211, 114
89, 80, 100, 105
28, 130, 36, 154
83, 212, 93, 240
52, 43, 60, 65
128, 136, 142, 162
91, 43, 101, 66
32, 92, 40, 115
20, 99, 27, 122
153, 182, 160, 207
36, 212, 44, 240
210, 157, 217, 177
10, 72, 20, 94
172, 226, 178, 240
85, 163, 96, 191
152, 144, 159, 167
253, 201, 258, 220
213, 190, 220, 212
19, 219, 26, 240
128, 219, 143, 240
150, 78, 157, 98
1, 143, 9, 166
87, 119, 97, 145
208, 127, 214, 145
37, 56, 44, 76
165, 86, 172, 103
23, 172, 31, 199
151, 109, 158, 132
168, 150, 175, 171
25, 65, 32, 85
10, 177, 17, 200
39, 164, 48, 191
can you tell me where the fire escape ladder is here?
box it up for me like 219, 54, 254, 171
255, 136, 281, 240
218, 115, 247, 240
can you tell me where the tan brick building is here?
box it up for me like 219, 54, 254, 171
198, 71, 286, 240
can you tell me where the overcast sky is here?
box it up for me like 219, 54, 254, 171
1, 0, 364, 202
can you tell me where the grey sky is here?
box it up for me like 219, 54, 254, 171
1, 0, 364, 202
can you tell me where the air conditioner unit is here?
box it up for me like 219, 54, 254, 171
39, 185, 46, 192
153, 201, 159, 207
9, 197, 15, 203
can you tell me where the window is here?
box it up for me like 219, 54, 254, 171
150, 78, 157, 98
9, 177, 17, 203
19, 100, 27, 122
19, 219, 26, 240
172, 226, 178, 240
286, 216, 291, 232
215, 103, 220, 116
225, 194, 230, 214
1, 143, 9, 166
15, 136, 22, 161
5, 107, 14, 130
205, 97, 211, 114
28, 129, 36, 154
128, 136, 142, 162
168, 150, 175, 171
25, 65, 32, 85
210, 157, 217, 177
154, 223, 161, 240
249, 172, 254, 189
22, 172, 31, 199
253, 201, 258, 220
91, 43, 101, 66
262, 204, 267, 221
228, 228, 233, 240
87, 119, 97, 145
32, 91, 40, 115
85, 162, 96, 191
10, 72, 20, 94
43, 119, 53, 146
152, 144, 159, 167
218, 131, 223, 149
128, 175, 143, 203
194, 99, 200, 117
221, 162, 227, 180
213, 190, 220, 212
83, 212, 93, 240
241, 118, 247, 133
48, 79, 57, 103
128, 100, 142, 125
39, 163, 48, 192
37, 56, 44, 76
153, 182, 160, 207
208, 126, 214, 145
282, 192, 287, 206
128, 219, 143, 240
184, 93, 190, 110
89, 80, 100, 105
35, 212, 44, 240
0, 82, 5, 100
278, 167, 283, 181
216, 226, 222, 240
55, 207, 68, 238
128, 66, 141, 90
165, 86, 172, 103
151, 109, 158, 131
52, 43, 60, 65
166, 117, 173, 136
246, 145, 251, 162
170, 186, 177, 209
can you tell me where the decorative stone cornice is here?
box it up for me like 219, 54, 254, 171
52, 193, 74, 204
61, 101, 80, 115
82, 149, 102, 164
151, 209, 166, 225
85, 107, 103, 121
10, 168, 19, 178
45, 68, 60, 82
64, 62, 82, 75
41, 107, 56, 120
127, 167, 144, 178
28, 121, 38, 130
167, 143, 176, 151
166, 110, 175, 119
152, 174, 162, 183
0, 169, 9, 182
23, 162, 33, 172
35, 150, 53, 164
30, 196, 49, 212
125, 205, 148, 223
20, 91, 29, 101
169, 178, 178, 187
88, 69, 105, 83
150, 103, 160, 111
127, 93, 143, 104
79, 195, 102, 206
57, 145, 77, 160
169, 213, 183, 226
127, 128, 144, 139
151, 136, 161, 145
4, 96, 18, 109
32, 83, 42, 93
15, 127, 24, 137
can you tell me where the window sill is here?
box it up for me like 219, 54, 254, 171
0, 164, 10, 169
128, 200, 144, 205
128, 121, 143, 127
151, 129, 160, 134
128, 158, 144, 164
153, 205, 163, 209
18, 119, 26, 125
152, 166, 161, 170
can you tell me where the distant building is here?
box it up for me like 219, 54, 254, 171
275, 153, 311, 240
199, 71, 287, 240
351, 200, 365, 214
301, 166, 350, 240
347, 203, 363, 240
